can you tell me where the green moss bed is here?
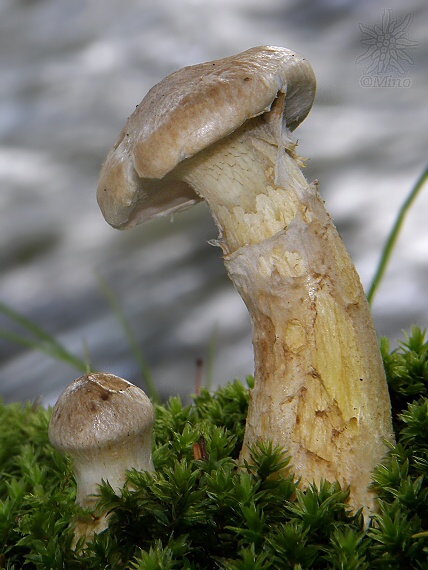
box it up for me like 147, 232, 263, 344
1, 327, 428, 569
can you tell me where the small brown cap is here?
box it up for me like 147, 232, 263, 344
97, 46, 316, 229
48, 373, 154, 461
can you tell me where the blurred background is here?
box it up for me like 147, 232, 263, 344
1, 0, 427, 405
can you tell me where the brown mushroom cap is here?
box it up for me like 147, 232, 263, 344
97, 46, 316, 229
48, 372, 154, 464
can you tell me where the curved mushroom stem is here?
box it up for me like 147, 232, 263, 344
177, 114, 394, 516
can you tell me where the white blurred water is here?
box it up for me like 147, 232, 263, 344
1, 0, 427, 404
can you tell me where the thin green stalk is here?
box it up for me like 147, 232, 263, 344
367, 165, 428, 305
0, 302, 90, 372
96, 275, 160, 403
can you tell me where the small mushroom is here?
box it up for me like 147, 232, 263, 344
48, 372, 154, 545
96, 46, 394, 516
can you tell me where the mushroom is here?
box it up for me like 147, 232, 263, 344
96, 46, 394, 516
48, 372, 154, 545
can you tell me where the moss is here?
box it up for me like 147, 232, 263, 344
1, 329, 428, 569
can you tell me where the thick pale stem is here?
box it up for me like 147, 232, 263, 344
178, 118, 394, 515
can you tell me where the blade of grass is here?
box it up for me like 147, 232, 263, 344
0, 302, 90, 372
367, 165, 428, 306
96, 275, 160, 403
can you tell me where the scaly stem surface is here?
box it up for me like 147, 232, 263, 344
177, 117, 394, 515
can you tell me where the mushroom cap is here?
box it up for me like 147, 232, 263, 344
48, 373, 154, 460
97, 45, 316, 229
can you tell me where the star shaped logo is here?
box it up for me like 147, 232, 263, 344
357, 10, 418, 86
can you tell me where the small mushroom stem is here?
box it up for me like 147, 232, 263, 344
176, 114, 394, 515
72, 433, 153, 546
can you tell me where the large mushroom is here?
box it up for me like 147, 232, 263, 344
48, 372, 154, 545
96, 46, 394, 516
